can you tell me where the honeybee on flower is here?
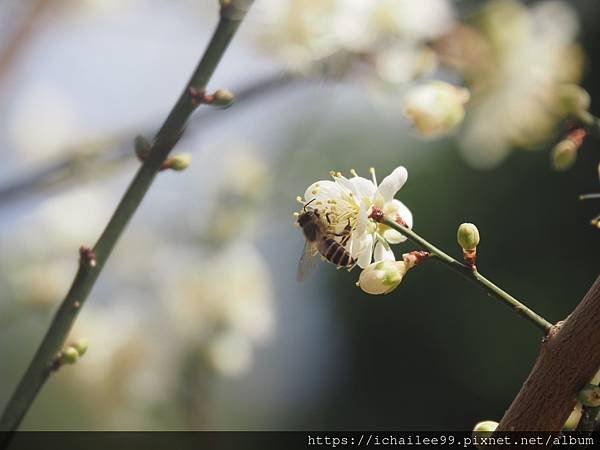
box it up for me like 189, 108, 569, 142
295, 166, 413, 279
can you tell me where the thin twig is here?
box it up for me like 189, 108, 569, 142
0, 0, 52, 87
0, 72, 297, 208
380, 216, 553, 334
0, 0, 254, 441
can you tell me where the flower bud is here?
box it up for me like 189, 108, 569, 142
134, 135, 151, 161
563, 403, 583, 431
61, 347, 79, 365
472, 420, 498, 450
457, 223, 480, 251
557, 84, 591, 116
551, 139, 578, 171
73, 338, 89, 356
404, 81, 470, 137
168, 153, 192, 171
358, 260, 408, 295
212, 89, 235, 108
578, 384, 600, 407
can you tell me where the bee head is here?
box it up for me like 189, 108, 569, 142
297, 209, 318, 227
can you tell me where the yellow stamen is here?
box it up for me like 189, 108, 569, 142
369, 167, 377, 186
350, 168, 358, 177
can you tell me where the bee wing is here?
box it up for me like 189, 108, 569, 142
297, 241, 319, 282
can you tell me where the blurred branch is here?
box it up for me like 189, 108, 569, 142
0, 0, 52, 87
0, 72, 298, 209
0, 0, 254, 440
495, 276, 600, 431
380, 216, 553, 334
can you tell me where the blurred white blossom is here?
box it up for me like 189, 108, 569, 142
256, 0, 454, 76
447, 0, 584, 168
404, 81, 470, 137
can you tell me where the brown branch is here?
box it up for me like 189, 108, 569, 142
0, 0, 53, 87
496, 275, 600, 432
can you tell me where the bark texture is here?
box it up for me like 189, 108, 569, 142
497, 275, 600, 431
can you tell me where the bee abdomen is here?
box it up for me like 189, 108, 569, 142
323, 238, 355, 268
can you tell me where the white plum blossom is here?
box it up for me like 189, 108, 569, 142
404, 81, 470, 137
256, 0, 455, 75
451, 0, 585, 168
299, 166, 413, 268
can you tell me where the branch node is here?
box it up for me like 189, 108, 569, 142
78, 246, 96, 268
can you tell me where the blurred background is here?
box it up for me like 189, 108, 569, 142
0, 0, 598, 431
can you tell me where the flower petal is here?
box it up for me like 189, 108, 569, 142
348, 176, 376, 203
303, 180, 341, 203
374, 240, 395, 262
356, 234, 373, 268
376, 166, 408, 203
383, 228, 406, 244
386, 199, 413, 228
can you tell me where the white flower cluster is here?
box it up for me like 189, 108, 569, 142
454, 0, 584, 168
256, 0, 455, 78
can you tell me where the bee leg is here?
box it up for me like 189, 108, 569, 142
325, 212, 333, 224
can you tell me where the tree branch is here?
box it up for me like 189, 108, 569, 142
0, 72, 298, 208
0, 0, 253, 441
496, 275, 600, 431
380, 216, 553, 334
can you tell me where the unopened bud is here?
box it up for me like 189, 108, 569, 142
73, 338, 89, 356
168, 153, 192, 171
134, 135, 152, 161
557, 84, 591, 116
457, 223, 480, 251
472, 420, 498, 449
358, 260, 408, 295
579, 384, 600, 407
563, 403, 583, 431
551, 139, 578, 171
61, 347, 79, 365
212, 89, 235, 108
404, 81, 470, 137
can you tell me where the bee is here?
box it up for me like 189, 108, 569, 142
297, 204, 356, 281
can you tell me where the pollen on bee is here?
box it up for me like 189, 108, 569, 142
296, 196, 304, 204
293, 212, 299, 217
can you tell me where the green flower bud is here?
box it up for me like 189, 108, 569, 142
579, 384, 600, 407
557, 84, 591, 116
134, 135, 151, 160
457, 223, 480, 251
169, 153, 192, 171
551, 139, 578, 171
73, 338, 89, 356
563, 403, 583, 431
61, 347, 79, 365
358, 260, 408, 295
472, 420, 498, 450
212, 89, 235, 108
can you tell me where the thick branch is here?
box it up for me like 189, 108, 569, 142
0, 0, 253, 440
496, 275, 600, 431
